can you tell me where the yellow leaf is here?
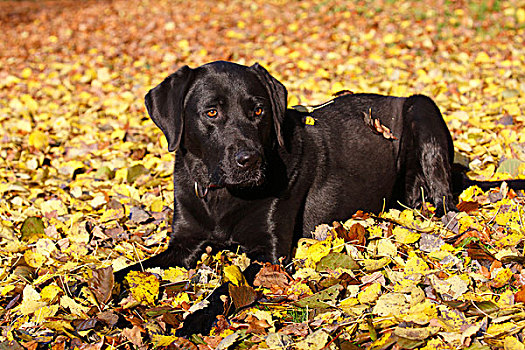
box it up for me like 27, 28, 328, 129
492, 268, 513, 288
372, 292, 409, 316
24, 249, 46, 268
28, 130, 49, 150
60, 295, 90, 317
368, 225, 383, 239
21, 94, 38, 111
498, 290, 515, 308
358, 282, 382, 304
33, 304, 59, 323
0, 285, 15, 296
404, 252, 429, 275
369, 333, 394, 350
57, 160, 85, 177
295, 240, 316, 260
163, 267, 188, 283
392, 226, 420, 244
40, 285, 63, 303
496, 231, 524, 248
304, 116, 316, 125
307, 240, 331, 262
111, 129, 126, 140
487, 322, 519, 337
159, 134, 169, 149
171, 292, 190, 307
36, 238, 56, 257
40, 199, 68, 216
517, 8, 525, 23
459, 185, 484, 202
404, 300, 438, 325
362, 257, 391, 272
223, 265, 247, 286
339, 297, 359, 308
377, 238, 397, 257
287, 95, 299, 107
297, 60, 313, 71
475, 52, 491, 63
150, 198, 164, 212
331, 82, 345, 94
151, 335, 179, 347
21, 67, 32, 79
504, 336, 525, 350
398, 210, 415, 225
18, 285, 46, 316
296, 329, 329, 350
126, 271, 160, 305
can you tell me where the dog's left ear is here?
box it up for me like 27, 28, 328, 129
250, 63, 287, 147
145, 65, 195, 152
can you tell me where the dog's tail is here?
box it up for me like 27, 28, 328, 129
451, 163, 525, 194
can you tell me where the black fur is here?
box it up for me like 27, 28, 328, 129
115, 61, 524, 335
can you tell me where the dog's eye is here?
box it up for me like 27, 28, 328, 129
254, 107, 263, 116
206, 109, 218, 118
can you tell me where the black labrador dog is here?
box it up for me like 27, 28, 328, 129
115, 61, 517, 334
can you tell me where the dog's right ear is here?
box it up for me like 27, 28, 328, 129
250, 63, 287, 148
145, 65, 194, 152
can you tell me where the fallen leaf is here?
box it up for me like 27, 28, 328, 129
88, 266, 114, 305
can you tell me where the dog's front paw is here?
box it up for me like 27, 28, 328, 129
176, 283, 229, 336
176, 306, 222, 336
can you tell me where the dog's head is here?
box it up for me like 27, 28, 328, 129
145, 61, 287, 188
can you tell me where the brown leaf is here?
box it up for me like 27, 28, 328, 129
245, 314, 271, 334
88, 266, 114, 305
21, 341, 38, 350
362, 108, 398, 140
97, 311, 119, 327
166, 337, 198, 350
130, 147, 147, 160
332, 221, 349, 240
338, 222, 367, 250
213, 315, 230, 334
456, 201, 480, 213
228, 284, 257, 310
466, 242, 496, 262
74, 318, 99, 332
121, 326, 143, 348
515, 286, 525, 303
352, 210, 370, 219
280, 322, 309, 337
333, 90, 354, 97
253, 264, 291, 289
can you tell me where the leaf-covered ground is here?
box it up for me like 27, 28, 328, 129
1, 0, 525, 349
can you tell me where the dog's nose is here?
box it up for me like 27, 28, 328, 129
235, 150, 261, 168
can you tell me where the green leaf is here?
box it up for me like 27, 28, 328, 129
316, 252, 359, 272
20, 216, 46, 242
496, 159, 524, 176
127, 164, 149, 183
95, 165, 115, 180
294, 284, 343, 309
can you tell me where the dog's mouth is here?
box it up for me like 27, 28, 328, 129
210, 163, 266, 189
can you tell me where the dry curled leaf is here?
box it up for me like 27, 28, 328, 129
88, 266, 114, 305
253, 263, 291, 289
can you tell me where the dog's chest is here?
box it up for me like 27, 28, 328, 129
204, 194, 275, 246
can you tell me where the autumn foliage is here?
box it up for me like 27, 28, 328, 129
1, 0, 525, 349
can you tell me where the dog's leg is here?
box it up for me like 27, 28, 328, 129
113, 248, 179, 282
114, 237, 210, 283
403, 95, 455, 215
176, 260, 265, 336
